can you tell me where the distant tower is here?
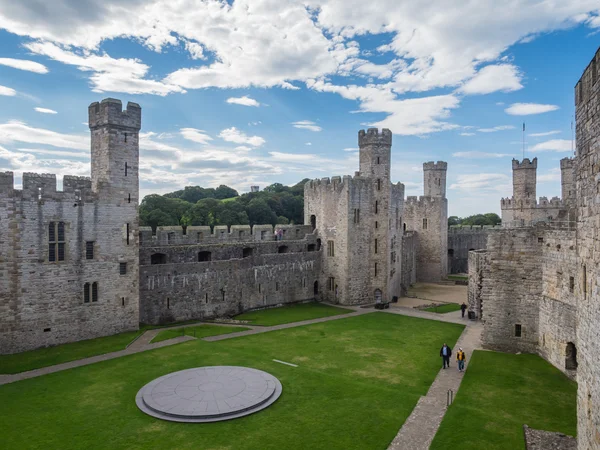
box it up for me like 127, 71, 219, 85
423, 161, 447, 198
358, 128, 392, 181
250, 186, 260, 193
560, 157, 575, 206
512, 158, 537, 201
89, 98, 141, 203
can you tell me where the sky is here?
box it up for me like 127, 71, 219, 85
0, 1, 599, 217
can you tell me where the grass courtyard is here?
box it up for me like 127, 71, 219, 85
0, 312, 463, 450
423, 303, 462, 313
150, 324, 250, 343
431, 350, 577, 450
233, 301, 353, 326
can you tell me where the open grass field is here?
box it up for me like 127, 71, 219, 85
234, 301, 353, 326
431, 350, 577, 450
0, 313, 464, 450
150, 324, 250, 343
423, 303, 462, 314
0, 330, 143, 375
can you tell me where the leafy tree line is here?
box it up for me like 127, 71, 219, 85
140, 180, 308, 230
448, 213, 501, 227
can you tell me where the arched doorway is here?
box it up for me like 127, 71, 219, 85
374, 289, 383, 304
316, 239, 322, 251
310, 215, 316, 231
565, 342, 578, 370
313, 281, 319, 298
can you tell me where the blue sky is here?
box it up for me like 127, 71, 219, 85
0, 1, 599, 217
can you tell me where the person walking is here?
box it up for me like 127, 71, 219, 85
456, 347, 466, 372
460, 302, 467, 318
440, 343, 452, 369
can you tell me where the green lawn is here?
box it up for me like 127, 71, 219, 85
150, 324, 250, 343
423, 303, 462, 314
0, 330, 142, 374
431, 350, 577, 450
234, 301, 353, 326
0, 313, 464, 450
447, 274, 468, 281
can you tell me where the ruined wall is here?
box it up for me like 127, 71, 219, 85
139, 225, 320, 324
574, 46, 600, 450
479, 228, 542, 354
448, 225, 498, 274
467, 249, 489, 319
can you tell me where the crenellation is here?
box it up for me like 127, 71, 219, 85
357, 127, 392, 146
0, 171, 14, 195
512, 157, 538, 170
88, 98, 141, 131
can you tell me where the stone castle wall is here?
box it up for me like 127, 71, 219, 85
401, 231, 417, 291
139, 225, 320, 324
574, 46, 600, 450
0, 99, 140, 354
448, 225, 499, 274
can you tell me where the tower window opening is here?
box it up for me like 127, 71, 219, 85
375, 262, 378, 277
126, 223, 130, 245
423, 218, 428, 230
377, 156, 380, 164
327, 240, 335, 257
375, 201, 378, 214
515, 324, 522, 337
374, 239, 378, 254
377, 179, 381, 191
125, 162, 128, 176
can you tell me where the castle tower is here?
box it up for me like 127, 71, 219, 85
358, 128, 392, 181
89, 98, 141, 202
560, 157, 575, 206
512, 158, 537, 201
423, 161, 447, 197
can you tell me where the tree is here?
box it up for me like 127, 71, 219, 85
247, 198, 277, 226
214, 185, 239, 200
276, 216, 290, 224
448, 216, 461, 226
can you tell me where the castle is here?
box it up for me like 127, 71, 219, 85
0, 103, 448, 351
469, 48, 600, 450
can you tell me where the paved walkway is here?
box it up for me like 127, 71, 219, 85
387, 320, 483, 450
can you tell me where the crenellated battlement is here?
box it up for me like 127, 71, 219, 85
560, 157, 574, 169
512, 157, 538, 170
575, 46, 599, 107
358, 128, 392, 147
88, 98, 141, 131
304, 174, 359, 190
449, 225, 502, 233
140, 224, 316, 247
423, 161, 448, 171
405, 195, 445, 207
501, 196, 565, 209
0, 171, 95, 201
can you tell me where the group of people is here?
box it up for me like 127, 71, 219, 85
440, 343, 466, 372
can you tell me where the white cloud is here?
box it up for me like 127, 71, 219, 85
183, 40, 204, 59
226, 96, 261, 107
459, 64, 523, 95
460, 132, 475, 136
530, 139, 573, 152
477, 125, 516, 132
218, 127, 265, 147
505, 103, 560, 115
449, 173, 510, 191
528, 130, 561, 137
453, 151, 514, 158
305, 142, 312, 146
0, 120, 88, 149
23, 41, 184, 96
0, 58, 48, 74
292, 120, 322, 132
344, 147, 358, 152
34, 107, 58, 114
180, 128, 213, 145
235, 146, 252, 152
538, 168, 561, 182
0, 85, 16, 96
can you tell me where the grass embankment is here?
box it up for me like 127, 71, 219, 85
0, 330, 143, 374
0, 313, 464, 450
150, 325, 250, 343
423, 303, 462, 314
431, 350, 577, 450
234, 301, 353, 326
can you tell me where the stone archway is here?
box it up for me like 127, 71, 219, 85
565, 342, 578, 371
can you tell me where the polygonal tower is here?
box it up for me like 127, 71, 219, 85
512, 158, 537, 201
423, 161, 447, 197
560, 157, 575, 206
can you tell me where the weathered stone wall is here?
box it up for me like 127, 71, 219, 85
139, 225, 320, 324
467, 249, 490, 319
0, 99, 140, 354
448, 225, 498, 274
401, 231, 417, 292
574, 46, 600, 450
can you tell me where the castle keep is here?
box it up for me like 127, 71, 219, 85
0, 106, 448, 351
469, 47, 600, 450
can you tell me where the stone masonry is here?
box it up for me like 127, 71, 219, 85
470, 47, 600, 450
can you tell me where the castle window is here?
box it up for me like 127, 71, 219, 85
377, 179, 381, 191
569, 276, 575, 293
278, 245, 289, 254
303, 278, 306, 288
122, 297, 125, 306
538, 237, 544, 243
91, 282, 98, 302
307, 244, 316, 252
276, 282, 279, 291
198, 251, 212, 262
128, 193, 131, 204
403, 223, 406, 232
375, 201, 378, 214
243, 247, 253, 258
261, 230, 267, 240
448, 249, 454, 257
86, 241, 94, 260
583, 265, 587, 298
327, 241, 335, 257
565, 342, 578, 370
84, 283, 90, 303
375, 221, 378, 228
126, 223, 130, 245
151, 253, 167, 265
422, 218, 428, 230
353, 208, 360, 224
222, 290, 226, 302
377, 156, 380, 164
119, 262, 127, 275
197, 232, 204, 242
515, 324, 522, 337
328, 277, 335, 291
167, 297, 170, 309
125, 162, 128, 176
310, 215, 316, 231
205, 293, 209, 304
374, 239, 378, 254
258, 284, 261, 293
375, 262, 378, 277
48, 221, 66, 262
124, 133, 128, 143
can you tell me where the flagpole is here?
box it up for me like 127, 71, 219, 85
522, 122, 525, 160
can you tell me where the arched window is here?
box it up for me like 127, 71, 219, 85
91, 282, 98, 302
565, 342, 578, 370
48, 221, 66, 262
313, 281, 319, 296
310, 215, 316, 231
83, 283, 90, 303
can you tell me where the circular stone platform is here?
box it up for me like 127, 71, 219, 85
135, 366, 282, 423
